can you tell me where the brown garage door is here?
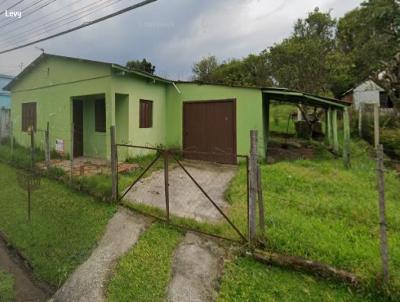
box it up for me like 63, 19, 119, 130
183, 100, 236, 164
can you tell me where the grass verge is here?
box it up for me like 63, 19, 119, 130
218, 257, 381, 302
0, 162, 116, 287
0, 270, 14, 302
107, 223, 183, 302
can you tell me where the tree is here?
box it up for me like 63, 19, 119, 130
336, 0, 400, 88
192, 55, 219, 82
126, 59, 156, 74
269, 8, 336, 95
376, 52, 400, 110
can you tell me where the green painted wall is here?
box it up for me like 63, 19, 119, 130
10, 56, 111, 158
166, 83, 265, 157
10, 55, 266, 162
81, 94, 107, 158
111, 74, 167, 158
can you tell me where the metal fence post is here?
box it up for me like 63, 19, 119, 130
70, 123, 74, 182
164, 150, 170, 223
45, 122, 50, 169
30, 128, 35, 169
249, 130, 258, 246
376, 144, 389, 284
257, 165, 265, 238
110, 126, 118, 201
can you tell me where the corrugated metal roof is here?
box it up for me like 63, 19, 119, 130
262, 88, 348, 109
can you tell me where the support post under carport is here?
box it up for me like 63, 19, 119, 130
332, 109, 339, 154
327, 107, 333, 146
343, 107, 351, 168
262, 97, 270, 162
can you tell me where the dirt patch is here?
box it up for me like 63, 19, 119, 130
37, 157, 137, 177
124, 160, 236, 222
0, 235, 50, 302
167, 232, 225, 302
267, 145, 315, 163
51, 208, 152, 302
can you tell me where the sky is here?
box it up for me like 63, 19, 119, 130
0, 0, 363, 80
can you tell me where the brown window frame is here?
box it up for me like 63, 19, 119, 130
94, 98, 106, 133
139, 99, 153, 128
21, 102, 37, 132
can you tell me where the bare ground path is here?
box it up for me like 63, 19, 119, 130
51, 208, 152, 302
0, 235, 50, 302
124, 161, 237, 222
167, 232, 226, 302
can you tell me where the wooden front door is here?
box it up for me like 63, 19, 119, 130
183, 100, 236, 164
73, 100, 83, 157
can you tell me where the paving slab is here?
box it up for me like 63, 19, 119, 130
124, 161, 237, 222
51, 208, 151, 302
167, 232, 225, 302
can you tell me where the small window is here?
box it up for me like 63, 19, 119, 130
139, 100, 153, 128
21, 102, 36, 132
95, 98, 106, 132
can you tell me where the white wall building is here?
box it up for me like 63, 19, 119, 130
352, 80, 386, 110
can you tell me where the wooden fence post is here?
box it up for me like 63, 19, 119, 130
257, 165, 265, 238
164, 151, 170, 223
249, 130, 258, 246
45, 122, 50, 169
374, 104, 380, 149
376, 144, 389, 284
110, 125, 118, 201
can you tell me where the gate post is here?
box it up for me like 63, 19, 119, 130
110, 126, 118, 201
249, 130, 258, 246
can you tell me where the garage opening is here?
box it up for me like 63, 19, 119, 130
183, 99, 236, 164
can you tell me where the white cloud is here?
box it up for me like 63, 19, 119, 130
0, 0, 363, 78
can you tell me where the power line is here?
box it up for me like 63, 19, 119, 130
0, 0, 99, 38
0, 0, 58, 28
3, 0, 24, 10
0, 0, 123, 47
0, 0, 158, 54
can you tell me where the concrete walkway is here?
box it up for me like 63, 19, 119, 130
124, 161, 237, 222
167, 232, 226, 302
51, 208, 151, 302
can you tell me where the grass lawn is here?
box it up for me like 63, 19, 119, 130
225, 138, 400, 298
0, 270, 14, 302
107, 223, 183, 302
122, 138, 400, 299
218, 257, 381, 302
0, 162, 116, 288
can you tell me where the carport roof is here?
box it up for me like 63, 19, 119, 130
262, 87, 350, 110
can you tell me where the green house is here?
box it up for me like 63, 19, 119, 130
5, 53, 350, 164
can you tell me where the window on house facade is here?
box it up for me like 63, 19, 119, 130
95, 98, 106, 132
139, 99, 153, 128
21, 102, 36, 132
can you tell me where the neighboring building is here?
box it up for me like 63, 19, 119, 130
0, 74, 13, 108
5, 53, 348, 163
341, 79, 393, 110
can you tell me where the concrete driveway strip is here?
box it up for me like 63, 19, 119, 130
124, 161, 237, 222
167, 232, 226, 302
51, 208, 151, 302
